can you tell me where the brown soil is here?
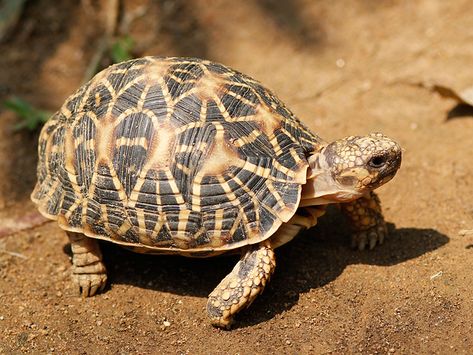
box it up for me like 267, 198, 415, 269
1, 1, 473, 353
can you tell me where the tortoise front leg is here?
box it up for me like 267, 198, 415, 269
340, 191, 388, 250
67, 232, 108, 297
207, 240, 276, 329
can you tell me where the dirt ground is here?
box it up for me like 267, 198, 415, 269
1, 0, 473, 353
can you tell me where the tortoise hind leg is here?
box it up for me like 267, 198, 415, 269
67, 232, 107, 297
207, 240, 276, 329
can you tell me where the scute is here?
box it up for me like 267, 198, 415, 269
31, 56, 323, 255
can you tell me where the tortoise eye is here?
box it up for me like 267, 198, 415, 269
368, 155, 386, 168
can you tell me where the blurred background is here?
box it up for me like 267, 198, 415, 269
1, 0, 473, 353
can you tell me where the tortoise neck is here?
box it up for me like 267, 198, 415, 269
300, 151, 364, 207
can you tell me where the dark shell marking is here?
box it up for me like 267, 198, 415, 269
32, 57, 323, 254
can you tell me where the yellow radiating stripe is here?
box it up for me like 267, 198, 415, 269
165, 170, 185, 204
151, 213, 165, 239
137, 84, 151, 111
265, 180, 285, 210
107, 163, 128, 203
225, 173, 258, 237
213, 208, 224, 239
232, 130, 260, 147
115, 136, 149, 149
64, 130, 80, 188
172, 86, 198, 104
115, 74, 147, 98
151, 74, 174, 121
45, 180, 60, 199
128, 177, 146, 208
64, 200, 81, 219
221, 115, 257, 123
217, 175, 238, 205
224, 90, 257, 107
227, 212, 243, 240
100, 204, 110, 231
117, 219, 133, 236
174, 162, 191, 176
175, 121, 203, 135
176, 142, 208, 153
136, 208, 146, 234
108, 68, 129, 75
271, 160, 296, 180
177, 209, 191, 236
213, 94, 232, 121
199, 99, 207, 123
268, 134, 283, 156
168, 73, 197, 85
191, 174, 202, 212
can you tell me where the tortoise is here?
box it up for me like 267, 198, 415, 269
31, 56, 402, 328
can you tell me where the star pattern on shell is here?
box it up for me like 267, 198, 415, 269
32, 57, 323, 254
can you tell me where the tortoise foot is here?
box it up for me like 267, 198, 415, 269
342, 192, 388, 250
67, 232, 108, 297
207, 241, 275, 329
72, 261, 108, 297
350, 221, 387, 250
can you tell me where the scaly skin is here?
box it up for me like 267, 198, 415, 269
67, 232, 107, 297
207, 240, 276, 328
341, 192, 387, 250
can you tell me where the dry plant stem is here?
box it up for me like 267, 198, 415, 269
118, 3, 149, 34
0, 211, 49, 238
0, 249, 27, 259
0, 0, 27, 42
82, 0, 120, 83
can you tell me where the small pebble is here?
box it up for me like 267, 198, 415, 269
336, 58, 346, 68
163, 320, 171, 327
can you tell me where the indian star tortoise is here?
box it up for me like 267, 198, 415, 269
32, 56, 402, 328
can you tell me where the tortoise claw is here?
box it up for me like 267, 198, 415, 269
351, 222, 387, 251
74, 272, 107, 297
89, 284, 100, 297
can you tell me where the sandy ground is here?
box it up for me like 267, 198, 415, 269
1, 0, 473, 353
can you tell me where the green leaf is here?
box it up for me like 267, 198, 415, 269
110, 35, 135, 63
3, 97, 51, 131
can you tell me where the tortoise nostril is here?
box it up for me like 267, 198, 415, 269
369, 156, 386, 168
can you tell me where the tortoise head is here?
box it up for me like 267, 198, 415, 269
301, 133, 402, 206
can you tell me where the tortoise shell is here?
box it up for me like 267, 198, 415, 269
31, 57, 323, 254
